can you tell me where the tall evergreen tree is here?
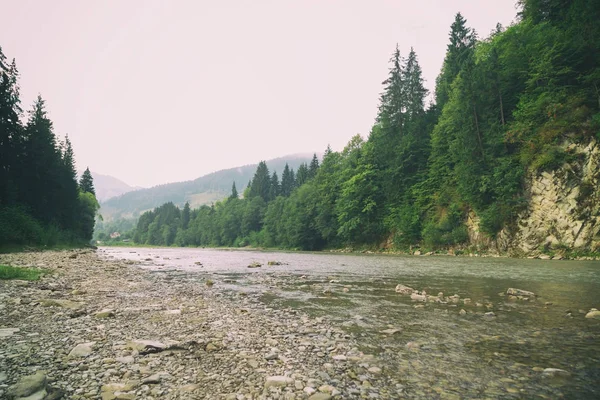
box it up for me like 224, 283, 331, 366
0, 47, 22, 206
281, 163, 294, 197
20, 96, 63, 223
308, 153, 320, 179
269, 171, 280, 200
296, 163, 309, 187
403, 48, 428, 121
229, 181, 238, 199
79, 167, 95, 195
248, 161, 271, 202
435, 13, 476, 110
181, 201, 191, 230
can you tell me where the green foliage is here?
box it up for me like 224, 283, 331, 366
79, 167, 95, 196
127, 2, 599, 251
0, 265, 47, 281
0, 48, 99, 247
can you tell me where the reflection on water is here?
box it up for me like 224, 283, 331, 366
102, 247, 600, 399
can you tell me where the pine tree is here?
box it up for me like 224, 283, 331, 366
403, 48, 428, 122
0, 47, 22, 206
281, 163, 294, 197
248, 161, 271, 202
20, 96, 62, 223
181, 201, 191, 230
377, 44, 405, 135
308, 153, 319, 179
296, 163, 309, 187
229, 181, 238, 199
435, 13, 476, 110
79, 167, 96, 195
57, 135, 81, 229
269, 171, 280, 200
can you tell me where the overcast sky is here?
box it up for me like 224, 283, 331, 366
2, 0, 519, 187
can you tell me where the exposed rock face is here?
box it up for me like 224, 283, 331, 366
469, 138, 600, 256
510, 139, 600, 254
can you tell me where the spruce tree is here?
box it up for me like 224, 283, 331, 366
296, 163, 309, 187
229, 181, 238, 199
79, 167, 96, 195
435, 13, 476, 110
181, 201, 191, 230
57, 135, 81, 229
308, 153, 319, 179
281, 163, 294, 197
0, 47, 22, 206
403, 48, 428, 122
20, 96, 62, 223
248, 161, 271, 202
377, 44, 405, 135
269, 171, 280, 200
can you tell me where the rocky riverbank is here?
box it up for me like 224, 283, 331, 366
0, 249, 397, 400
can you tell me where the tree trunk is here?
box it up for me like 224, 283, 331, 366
498, 86, 506, 126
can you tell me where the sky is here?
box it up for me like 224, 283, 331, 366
2, 0, 519, 188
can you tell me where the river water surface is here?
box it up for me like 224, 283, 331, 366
102, 247, 600, 399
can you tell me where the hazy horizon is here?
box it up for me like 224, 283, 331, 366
2, 0, 518, 187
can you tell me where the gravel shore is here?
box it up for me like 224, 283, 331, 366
0, 249, 395, 400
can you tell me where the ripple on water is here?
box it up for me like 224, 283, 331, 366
101, 246, 600, 399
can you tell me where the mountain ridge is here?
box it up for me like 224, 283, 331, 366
99, 153, 315, 221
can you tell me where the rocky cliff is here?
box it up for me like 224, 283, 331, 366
470, 138, 600, 257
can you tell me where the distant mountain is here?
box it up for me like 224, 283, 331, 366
79, 171, 142, 202
99, 154, 314, 221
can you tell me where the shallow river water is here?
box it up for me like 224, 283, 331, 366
102, 247, 600, 399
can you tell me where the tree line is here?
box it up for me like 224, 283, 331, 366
133, 0, 600, 250
0, 46, 98, 247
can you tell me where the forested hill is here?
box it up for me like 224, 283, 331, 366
0, 47, 99, 247
85, 171, 142, 202
129, 0, 600, 256
100, 154, 313, 220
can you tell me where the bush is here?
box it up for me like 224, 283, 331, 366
0, 206, 44, 245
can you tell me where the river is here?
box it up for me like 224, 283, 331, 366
102, 246, 600, 399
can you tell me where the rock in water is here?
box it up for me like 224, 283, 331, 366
542, 368, 571, 378
506, 288, 535, 297
395, 284, 414, 295
410, 292, 426, 302
247, 262, 262, 268
264, 376, 293, 388
585, 308, 600, 319
0, 327, 20, 338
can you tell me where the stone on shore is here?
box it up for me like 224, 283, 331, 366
506, 288, 535, 297
39, 299, 84, 309
94, 309, 115, 318
585, 308, 600, 319
265, 376, 293, 388
68, 342, 95, 358
7, 371, 47, 399
127, 339, 167, 353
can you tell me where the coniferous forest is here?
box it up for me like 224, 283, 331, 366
0, 47, 99, 247
133, 1, 600, 251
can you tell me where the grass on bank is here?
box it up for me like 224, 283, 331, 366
0, 265, 47, 281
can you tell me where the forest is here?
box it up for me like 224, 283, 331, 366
130, 1, 600, 251
0, 47, 99, 247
